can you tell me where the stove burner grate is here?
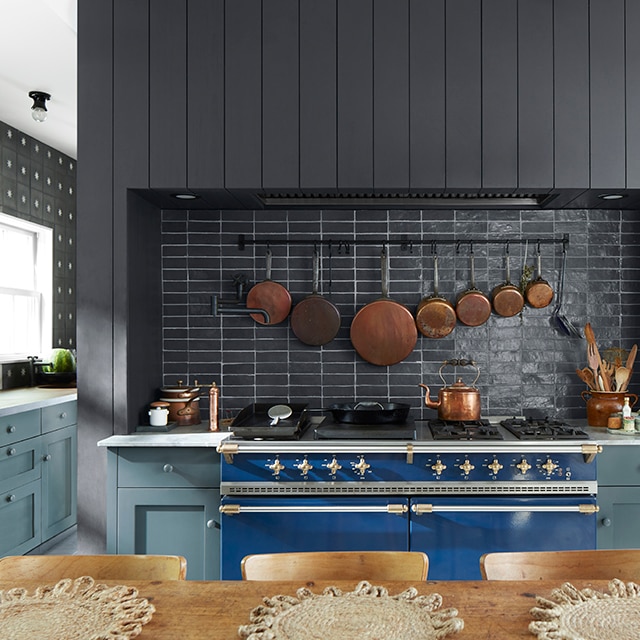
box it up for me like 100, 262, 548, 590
500, 417, 589, 440
429, 419, 504, 441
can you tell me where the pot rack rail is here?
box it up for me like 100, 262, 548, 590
237, 233, 569, 253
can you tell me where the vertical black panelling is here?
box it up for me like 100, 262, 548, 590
187, 0, 225, 189
518, 0, 553, 189
590, 0, 626, 188
554, 0, 590, 189
373, 0, 409, 191
262, 0, 300, 190
409, 0, 445, 190
626, 0, 640, 187
481, 0, 517, 189
149, 0, 187, 188
445, 0, 481, 189
337, 0, 373, 191
113, 0, 151, 430
224, 0, 262, 189
77, 0, 114, 553
299, 0, 337, 191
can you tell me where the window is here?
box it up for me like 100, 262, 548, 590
0, 212, 52, 359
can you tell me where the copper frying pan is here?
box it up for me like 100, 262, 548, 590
350, 248, 418, 366
246, 248, 292, 325
491, 244, 525, 317
415, 251, 457, 338
525, 244, 554, 308
290, 248, 341, 345
455, 248, 492, 326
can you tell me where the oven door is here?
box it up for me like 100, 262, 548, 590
410, 496, 598, 580
219, 496, 409, 579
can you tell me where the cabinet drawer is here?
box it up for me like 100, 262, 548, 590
0, 437, 41, 494
117, 448, 219, 488
0, 410, 40, 448
42, 401, 77, 433
597, 446, 640, 486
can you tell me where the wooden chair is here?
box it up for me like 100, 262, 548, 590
0, 554, 187, 581
480, 549, 640, 581
241, 551, 429, 581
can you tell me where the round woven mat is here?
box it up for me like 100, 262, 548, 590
238, 580, 464, 640
530, 579, 640, 640
0, 575, 155, 640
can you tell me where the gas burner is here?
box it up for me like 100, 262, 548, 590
500, 417, 589, 440
429, 419, 503, 441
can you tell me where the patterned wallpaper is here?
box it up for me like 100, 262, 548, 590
0, 120, 76, 360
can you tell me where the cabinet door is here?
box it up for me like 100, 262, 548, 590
117, 488, 220, 580
0, 479, 41, 556
0, 436, 41, 495
597, 486, 640, 549
41, 425, 77, 541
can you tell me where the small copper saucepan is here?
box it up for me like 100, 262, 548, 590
455, 248, 491, 327
525, 244, 554, 309
491, 244, 524, 317
415, 251, 457, 339
160, 383, 202, 426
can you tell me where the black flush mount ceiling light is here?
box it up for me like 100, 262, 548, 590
29, 91, 51, 122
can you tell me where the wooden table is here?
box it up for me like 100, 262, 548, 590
0, 578, 614, 638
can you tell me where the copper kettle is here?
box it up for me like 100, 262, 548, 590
419, 359, 481, 421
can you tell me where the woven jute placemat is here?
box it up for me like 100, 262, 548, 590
0, 575, 155, 640
530, 579, 640, 640
238, 580, 464, 640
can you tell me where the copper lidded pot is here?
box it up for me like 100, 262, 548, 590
420, 359, 481, 422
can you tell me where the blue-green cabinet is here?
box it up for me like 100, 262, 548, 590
106, 447, 220, 580
597, 445, 640, 549
0, 400, 77, 556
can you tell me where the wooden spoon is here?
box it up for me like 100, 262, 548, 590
616, 366, 631, 392
626, 344, 638, 371
584, 323, 610, 391
576, 368, 596, 390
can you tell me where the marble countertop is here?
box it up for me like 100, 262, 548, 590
0, 386, 77, 416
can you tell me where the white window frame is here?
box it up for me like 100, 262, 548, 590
0, 211, 53, 361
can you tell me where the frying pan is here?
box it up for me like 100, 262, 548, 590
455, 248, 492, 326
415, 251, 457, 339
350, 248, 418, 366
327, 401, 411, 424
491, 244, 524, 317
246, 248, 292, 325
290, 248, 341, 345
525, 244, 554, 309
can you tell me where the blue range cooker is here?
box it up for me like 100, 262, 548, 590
218, 412, 600, 580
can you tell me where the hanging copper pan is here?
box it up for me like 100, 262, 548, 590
415, 251, 457, 338
246, 248, 292, 325
491, 244, 525, 317
290, 248, 341, 345
525, 244, 554, 309
350, 248, 418, 366
455, 248, 492, 327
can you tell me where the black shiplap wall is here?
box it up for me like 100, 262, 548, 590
161, 208, 640, 422
0, 121, 77, 352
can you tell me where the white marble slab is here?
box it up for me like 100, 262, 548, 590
0, 387, 77, 416
98, 431, 231, 448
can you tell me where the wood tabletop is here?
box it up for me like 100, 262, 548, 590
0, 578, 615, 639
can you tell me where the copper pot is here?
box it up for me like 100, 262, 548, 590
419, 359, 481, 421
159, 382, 202, 426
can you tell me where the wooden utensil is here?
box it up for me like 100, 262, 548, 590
615, 366, 631, 392
601, 359, 615, 391
584, 323, 610, 391
576, 368, 596, 390
626, 344, 638, 371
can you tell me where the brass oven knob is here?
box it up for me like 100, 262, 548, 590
487, 459, 503, 475
458, 459, 475, 475
268, 458, 285, 476
324, 457, 342, 475
295, 458, 314, 476
541, 458, 558, 475
516, 458, 532, 474
431, 460, 447, 476
353, 457, 371, 476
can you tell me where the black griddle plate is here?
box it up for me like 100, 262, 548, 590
231, 403, 309, 439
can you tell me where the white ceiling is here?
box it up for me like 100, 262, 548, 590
0, 0, 77, 159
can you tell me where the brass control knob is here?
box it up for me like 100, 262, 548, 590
541, 458, 558, 475
487, 459, 503, 475
431, 460, 447, 476
458, 459, 475, 475
353, 457, 371, 476
324, 457, 342, 475
268, 458, 285, 476
295, 458, 314, 476
516, 458, 532, 474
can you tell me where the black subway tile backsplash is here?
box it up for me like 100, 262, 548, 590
161, 208, 640, 423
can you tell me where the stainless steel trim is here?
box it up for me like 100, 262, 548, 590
220, 480, 597, 496
411, 503, 599, 515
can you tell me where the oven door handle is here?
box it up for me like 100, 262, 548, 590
411, 504, 599, 516
220, 504, 408, 516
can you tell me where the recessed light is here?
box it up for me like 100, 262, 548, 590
172, 193, 198, 200
598, 193, 626, 200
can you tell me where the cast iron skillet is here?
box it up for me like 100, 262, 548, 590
327, 401, 411, 424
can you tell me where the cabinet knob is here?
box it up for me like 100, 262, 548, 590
43, 454, 52, 462
6, 425, 15, 434
602, 517, 612, 527
163, 464, 174, 473
60, 412, 67, 419
6, 448, 16, 456
206, 519, 220, 529
6, 494, 16, 503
